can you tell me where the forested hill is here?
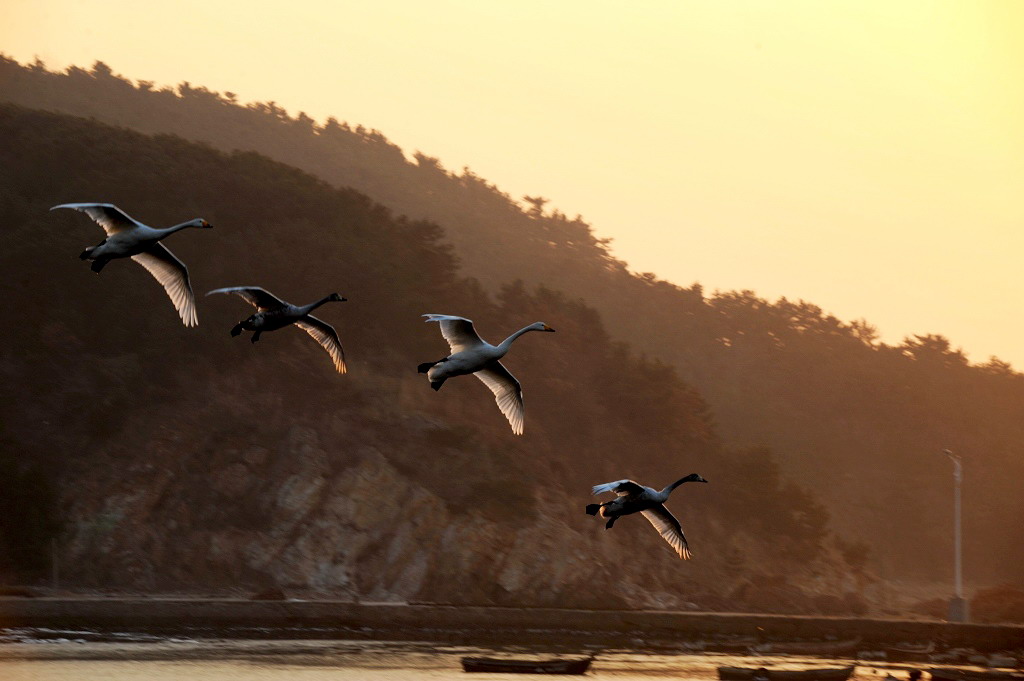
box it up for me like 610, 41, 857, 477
2, 57, 1023, 588
1, 104, 849, 613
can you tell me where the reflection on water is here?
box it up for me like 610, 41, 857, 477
0, 633, 956, 681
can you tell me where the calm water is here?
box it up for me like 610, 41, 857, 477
0, 634, 923, 681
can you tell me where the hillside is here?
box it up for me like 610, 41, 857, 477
0, 104, 863, 613
2, 57, 1022, 587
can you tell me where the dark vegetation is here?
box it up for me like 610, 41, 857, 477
0, 105, 836, 610
1, 55, 1022, 600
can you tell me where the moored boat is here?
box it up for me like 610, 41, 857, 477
718, 666, 856, 681
461, 655, 593, 674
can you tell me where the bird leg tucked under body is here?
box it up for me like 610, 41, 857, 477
250, 331, 262, 344
584, 502, 617, 529
418, 358, 447, 374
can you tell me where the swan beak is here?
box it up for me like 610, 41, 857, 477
699, 476, 709, 483
542, 324, 556, 332
201, 220, 213, 228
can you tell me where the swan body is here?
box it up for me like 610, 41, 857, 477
51, 203, 212, 327
207, 286, 348, 373
418, 314, 555, 435
586, 474, 707, 559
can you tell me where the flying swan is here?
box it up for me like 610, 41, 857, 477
51, 203, 212, 327
418, 314, 555, 435
586, 474, 708, 559
206, 287, 348, 373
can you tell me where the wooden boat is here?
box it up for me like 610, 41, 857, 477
928, 669, 1024, 681
718, 666, 856, 681
461, 655, 593, 675
752, 637, 862, 656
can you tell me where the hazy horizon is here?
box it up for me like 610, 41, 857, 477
3, 1, 1023, 366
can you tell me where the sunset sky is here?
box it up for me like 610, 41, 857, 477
3, 0, 1023, 365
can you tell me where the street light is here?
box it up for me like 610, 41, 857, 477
942, 448, 968, 622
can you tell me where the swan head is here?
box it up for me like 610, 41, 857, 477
684, 473, 708, 483
190, 218, 213, 229
328, 293, 347, 302
531, 322, 556, 333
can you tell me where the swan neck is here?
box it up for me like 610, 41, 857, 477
159, 221, 195, 235
662, 477, 692, 496
300, 296, 335, 315
497, 325, 536, 353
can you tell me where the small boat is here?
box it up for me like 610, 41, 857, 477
461, 655, 593, 675
718, 666, 856, 681
929, 670, 1024, 681
752, 637, 862, 656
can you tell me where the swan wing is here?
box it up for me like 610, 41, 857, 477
592, 480, 645, 497
473, 360, 524, 435
206, 286, 286, 311
131, 243, 197, 327
51, 202, 141, 236
294, 315, 348, 374
423, 314, 486, 353
641, 504, 692, 560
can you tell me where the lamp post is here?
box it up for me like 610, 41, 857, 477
942, 449, 968, 622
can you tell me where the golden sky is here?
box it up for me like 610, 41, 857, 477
3, 1, 1023, 365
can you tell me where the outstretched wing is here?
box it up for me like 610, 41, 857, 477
51, 203, 141, 236
473, 360, 524, 435
423, 314, 486, 353
131, 243, 197, 327
206, 286, 286, 311
641, 504, 692, 559
592, 480, 645, 497
294, 315, 347, 374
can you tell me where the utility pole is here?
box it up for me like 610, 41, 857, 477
942, 449, 968, 622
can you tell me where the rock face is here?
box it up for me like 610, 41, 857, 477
57, 417, 859, 612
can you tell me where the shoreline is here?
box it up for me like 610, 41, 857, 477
1, 599, 1022, 652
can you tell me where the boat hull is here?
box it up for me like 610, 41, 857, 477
718, 666, 856, 681
461, 656, 592, 675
